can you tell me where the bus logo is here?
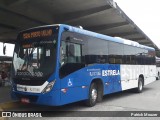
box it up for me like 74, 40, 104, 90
68, 79, 73, 87
102, 70, 120, 76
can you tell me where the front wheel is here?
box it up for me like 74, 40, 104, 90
85, 83, 98, 107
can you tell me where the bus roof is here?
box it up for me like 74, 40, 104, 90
60, 24, 155, 51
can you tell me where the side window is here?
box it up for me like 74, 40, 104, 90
148, 50, 156, 65
60, 41, 81, 66
108, 42, 123, 64
86, 37, 108, 64
123, 45, 137, 64
136, 48, 144, 65
60, 41, 66, 66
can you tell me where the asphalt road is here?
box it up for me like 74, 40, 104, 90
0, 86, 12, 103
4, 79, 160, 119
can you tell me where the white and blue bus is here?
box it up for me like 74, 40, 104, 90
11, 24, 156, 106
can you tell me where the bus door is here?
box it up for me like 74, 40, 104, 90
59, 35, 87, 104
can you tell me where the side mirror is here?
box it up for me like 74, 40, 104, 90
3, 43, 6, 55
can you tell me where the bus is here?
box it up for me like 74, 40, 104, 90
11, 24, 156, 106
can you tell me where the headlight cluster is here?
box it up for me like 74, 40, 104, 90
42, 80, 56, 93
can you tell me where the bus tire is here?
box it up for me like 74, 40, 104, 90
85, 83, 98, 107
134, 77, 143, 93
158, 72, 160, 80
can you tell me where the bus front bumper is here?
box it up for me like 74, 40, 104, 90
11, 90, 62, 106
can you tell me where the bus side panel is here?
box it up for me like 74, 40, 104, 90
60, 86, 89, 105
103, 64, 122, 94
60, 64, 122, 105
120, 65, 144, 90
60, 68, 90, 105
121, 65, 156, 91
144, 65, 156, 85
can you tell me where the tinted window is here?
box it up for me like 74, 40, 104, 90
60, 31, 155, 67
108, 42, 123, 64
86, 37, 108, 64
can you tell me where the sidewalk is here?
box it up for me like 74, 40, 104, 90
0, 86, 13, 104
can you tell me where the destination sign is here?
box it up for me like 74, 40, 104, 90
22, 29, 53, 39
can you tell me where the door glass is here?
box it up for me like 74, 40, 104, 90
60, 41, 81, 66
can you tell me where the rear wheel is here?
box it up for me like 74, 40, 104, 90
134, 77, 143, 93
85, 83, 98, 107
157, 72, 160, 80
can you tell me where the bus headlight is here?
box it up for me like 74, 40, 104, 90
42, 80, 56, 93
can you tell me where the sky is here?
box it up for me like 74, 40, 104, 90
0, 0, 160, 56
114, 0, 160, 48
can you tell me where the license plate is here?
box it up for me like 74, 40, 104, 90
21, 98, 30, 103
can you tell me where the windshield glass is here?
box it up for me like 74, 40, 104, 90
12, 27, 58, 84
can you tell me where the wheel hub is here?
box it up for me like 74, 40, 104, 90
91, 89, 97, 102
139, 81, 142, 91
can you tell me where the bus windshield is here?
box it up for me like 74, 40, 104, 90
12, 27, 58, 82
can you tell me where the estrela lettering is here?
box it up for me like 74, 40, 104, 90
102, 70, 120, 76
